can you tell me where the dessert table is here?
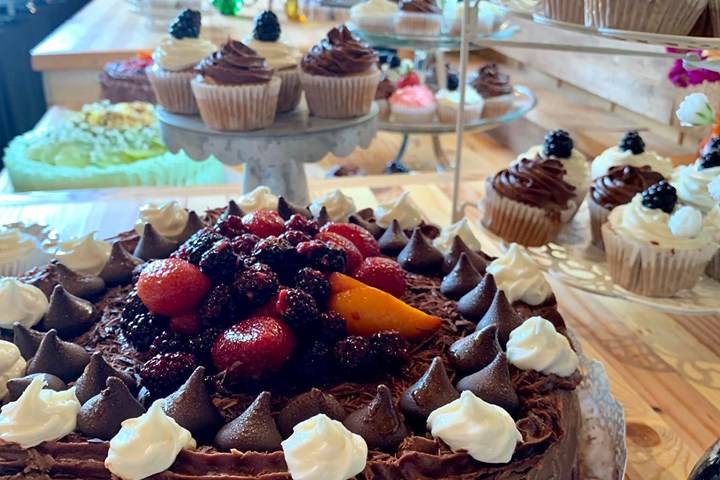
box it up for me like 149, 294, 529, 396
0, 173, 717, 479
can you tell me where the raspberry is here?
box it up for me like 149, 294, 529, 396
280, 230, 311, 247
321, 223, 380, 258
285, 214, 320, 236
214, 214, 247, 238
137, 258, 211, 316
234, 263, 279, 308
619, 130, 645, 155
169, 311, 202, 336
293, 268, 330, 304
700, 150, 720, 170
231, 234, 260, 256
314, 231, 362, 272
189, 328, 222, 359
198, 284, 237, 328
252, 236, 298, 275
121, 312, 165, 351
317, 311, 347, 344
149, 330, 188, 355
352, 257, 406, 297
334, 336, 374, 375
641, 180, 677, 214
175, 228, 225, 265
139, 352, 197, 396
199, 240, 238, 283
543, 130, 573, 159
369, 330, 409, 369
276, 288, 319, 332
242, 210, 285, 238
296, 240, 346, 273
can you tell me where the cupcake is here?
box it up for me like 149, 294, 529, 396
671, 150, 720, 213
246, 11, 302, 113
435, 86, 484, 124
389, 85, 436, 123
394, 0, 443, 36
350, 0, 397, 33
447, 0, 506, 35
470, 64, 513, 118
591, 131, 673, 179
375, 76, 396, 120
518, 130, 590, 222
481, 157, 576, 247
537, 0, 584, 24
192, 40, 280, 131
588, 165, 664, 250
146, 10, 215, 114
602, 181, 716, 297
300, 26, 380, 119
586, 0, 707, 35
0, 227, 50, 277
99, 54, 157, 104
704, 176, 720, 280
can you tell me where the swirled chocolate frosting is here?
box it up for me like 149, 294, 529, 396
398, 0, 441, 14
376, 78, 396, 100
472, 64, 512, 98
301, 26, 378, 76
197, 40, 273, 85
590, 165, 664, 210
492, 157, 576, 209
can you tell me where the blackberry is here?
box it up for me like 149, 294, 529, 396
149, 330, 188, 355
296, 240, 346, 273
131, 262, 148, 284
189, 328, 222, 359
619, 130, 645, 155
317, 311, 347, 344
280, 230, 311, 247
253, 10, 281, 42
334, 336, 374, 376
293, 268, 330, 305
291, 341, 335, 386
285, 214, 320, 236
252, 236, 298, 277
175, 228, 224, 265
121, 312, 166, 352
199, 240, 238, 283
543, 129, 573, 159
139, 352, 197, 396
234, 263, 279, 308
641, 181, 677, 213
214, 214, 246, 238
276, 288, 319, 332
700, 150, 720, 170
121, 290, 148, 322
446, 72, 459, 91
369, 330, 409, 370
704, 136, 720, 154
231, 233, 260, 256
384, 161, 410, 174
169, 9, 201, 39
389, 54, 401, 69
198, 284, 237, 328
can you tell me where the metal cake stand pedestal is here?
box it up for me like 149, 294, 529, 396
156, 104, 378, 205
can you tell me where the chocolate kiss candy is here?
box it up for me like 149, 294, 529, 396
457, 274, 497, 321
456, 353, 520, 413
343, 385, 409, 451
214, 391, 282, 452
77, 377, 145, 440
475, 290, 523, 347
42, 285, 98, 339
133, 223, 178, 261
355, 207, 375, 220
448, 325, 501, 373
99, 242, 143, 286
315, 206, 330, 227
176, 211, 207, 244
349, 214, 384, 239
440, 253, 482, 300
378, 219, 409, 256
26, 330, 90, 383
442, 236, 490, 275
400, 357, 459, 421
416, 221, 441, 240
162, 366, 222, 441
74, 352, 137, 405
54, 263, 106, 300
27, 268, 58, 299
278, 388, 347, 437
13, 323, 46, 360
226, 200, 245, 218
7, 373, 67, 402
277, 196, 311, 220
397, 228, 444, 274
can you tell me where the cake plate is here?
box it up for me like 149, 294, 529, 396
156, 104, 378, 205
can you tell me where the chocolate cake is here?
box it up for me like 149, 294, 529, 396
0, 199, 581, 480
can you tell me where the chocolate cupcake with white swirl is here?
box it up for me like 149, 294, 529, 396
192, 40, 280, 131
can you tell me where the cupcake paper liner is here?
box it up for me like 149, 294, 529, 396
481, 178, 563, 247
300, 69, 380, 119
709, 0, 720, 35
352, 15, 395, 34
146, 68, 198, 114
276, 68, 302, 114
481, 95, 514, 119
539, 0, 585, 24
706, 248, 720, 281
390, 103, 436, 123
0, 248, 51, 277
192, 77, 281, 131
376, 99, 390, 120
394, 12, 443, 36
585, 0, 708, 35
563, 186, 588, 223
588, 198, 611, 250
437, 103, 484, 124
601, 222, 717, 297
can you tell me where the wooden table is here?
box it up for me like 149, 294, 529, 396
1, 174, 718, 479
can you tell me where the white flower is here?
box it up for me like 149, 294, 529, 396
676, 93, 716, 127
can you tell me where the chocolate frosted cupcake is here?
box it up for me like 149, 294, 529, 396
192, 40, 280, 131
300, 26, 380, 119
375, 76, 395, 120
100, 55, 156, 104
470, 64, 513, 118
482, 157, 576, 247
394, 0, 443, 36
589, 165, 664, 250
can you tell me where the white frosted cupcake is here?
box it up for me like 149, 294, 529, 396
435, 87, 484, 124
350, 0, 397, 33
0, 227, 50, 277
447, 0, 506, 35
591, 131, 673, 179
671, 153, 720, 214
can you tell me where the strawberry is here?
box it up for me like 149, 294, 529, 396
137, 258, 211, 317
352, 257, 406, 297
321, 223, 380, 258
169, 311, 202, 335
397, 71, 420, 89
242, 210, 285, 238
315, 231, 363, 272
211, 316, 295, 381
